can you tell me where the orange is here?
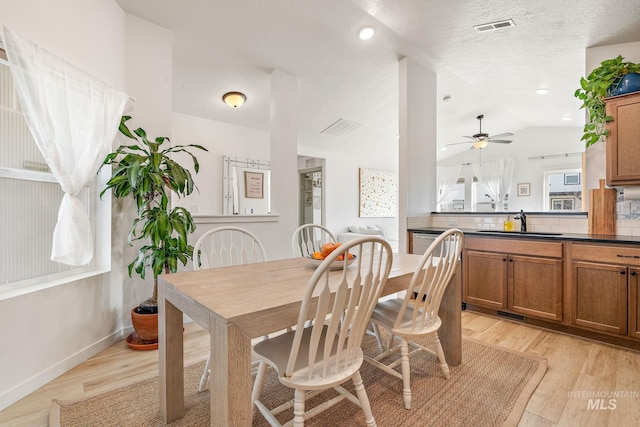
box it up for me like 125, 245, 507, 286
312, 252, 324, 260
321, 243, 336, 257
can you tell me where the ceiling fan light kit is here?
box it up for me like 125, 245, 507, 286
447, 114, 513, 149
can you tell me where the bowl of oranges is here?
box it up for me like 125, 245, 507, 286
308, 242, 356, 269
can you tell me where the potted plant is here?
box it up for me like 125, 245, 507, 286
574, 55, 640, 147
100, 115, 207, 347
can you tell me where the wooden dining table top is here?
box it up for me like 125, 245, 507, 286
158, 253, 423, 339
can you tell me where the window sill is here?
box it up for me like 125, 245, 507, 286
0, 267, 110, 301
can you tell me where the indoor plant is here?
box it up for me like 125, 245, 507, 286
100, 115, 206, 344
574, 55, 640, 147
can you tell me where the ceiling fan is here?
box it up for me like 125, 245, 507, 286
448, 114, 513, 149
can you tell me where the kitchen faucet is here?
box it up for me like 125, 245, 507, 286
514, 209, 527, 232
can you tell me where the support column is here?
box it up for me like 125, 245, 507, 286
398, 57, 437, 253
270, 69, 298, 255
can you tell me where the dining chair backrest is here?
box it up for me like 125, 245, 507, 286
193, 226, 267, 270
291, 224, 337, 258
286, 236, 393, 380
395, 228, 464, 331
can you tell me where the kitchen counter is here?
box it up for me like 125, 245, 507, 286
408, 227, 640, 245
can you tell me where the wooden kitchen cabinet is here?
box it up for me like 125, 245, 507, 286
463, 237, 563, 321
571, 261, 628, 335
570, 243, 640, 337
605, 92, 640, 186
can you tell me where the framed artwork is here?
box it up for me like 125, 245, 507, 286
244, 171, 264, 198
517, 182, 530, 197
359, 168, 397, 218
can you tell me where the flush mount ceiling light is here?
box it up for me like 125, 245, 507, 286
222, 91, 246, 108
359, 26, 374, 40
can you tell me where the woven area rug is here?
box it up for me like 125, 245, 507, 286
49, 336, 546, 426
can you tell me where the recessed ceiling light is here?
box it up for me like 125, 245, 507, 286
359, 27, 374, 40
441, 146, 448, 151
562, 116, 572, 121
536, 88, 550, 95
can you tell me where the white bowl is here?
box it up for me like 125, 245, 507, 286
307, 254, 357, 270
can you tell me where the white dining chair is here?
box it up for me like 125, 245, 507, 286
192, 226, 267, 392
291, 223, 336, 258
291, 223, 386, 350
251, 236, 393, 427
364, 228, 464, 410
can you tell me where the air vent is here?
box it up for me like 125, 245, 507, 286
320, 119, 361, 137
473, 19, 516, 33
496, 310, 525, 322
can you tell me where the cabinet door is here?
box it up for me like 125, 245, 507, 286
463, 250, 507, 309
629, 267, 640, 339
571, 261, 628, 335
509, 255, 563, 321
606, 93, 640, 185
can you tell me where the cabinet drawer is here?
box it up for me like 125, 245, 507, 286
571, 243, 640, 266
465, 236, 563, 258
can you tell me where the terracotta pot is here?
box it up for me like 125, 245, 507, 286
130, 307, 158, 343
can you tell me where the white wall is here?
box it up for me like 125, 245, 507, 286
0, 0, 174, 410
172, 113, 270, 215
0, 0, 128, 410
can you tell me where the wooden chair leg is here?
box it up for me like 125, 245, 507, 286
198, 355, 211, 392
434, 334, 451, 379
352, 371, 377, 427
293, 388, 306, 427
251, 361, 268, 418
400, 338, 412, 410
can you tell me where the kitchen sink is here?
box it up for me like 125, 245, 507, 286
475, 230, 563, 236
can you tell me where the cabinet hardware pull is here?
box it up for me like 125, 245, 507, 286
616, 254, 640, 259
620, 271, 627, 275
502, 258, 507, 261
631, 272, 637, 276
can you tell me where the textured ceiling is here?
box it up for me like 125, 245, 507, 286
115, 0, 640, 160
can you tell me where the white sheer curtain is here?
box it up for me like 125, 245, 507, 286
2, 27, 129, 266
472, 158, 515, 212
437, 165, 462, 209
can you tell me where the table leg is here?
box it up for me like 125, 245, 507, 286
438, 269, 462, 365
159, 287, 184, 422
210, 315, 253, 426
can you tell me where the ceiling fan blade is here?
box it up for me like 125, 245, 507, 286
462, 135, 476, 140
489, 132, 514, 139
488, 140, 512, 144
447, 141, 474, 146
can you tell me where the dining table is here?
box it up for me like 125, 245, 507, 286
158, 252, 461, 426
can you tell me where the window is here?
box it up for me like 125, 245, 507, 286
0, 56, 96, 289
544, 169, 582, 212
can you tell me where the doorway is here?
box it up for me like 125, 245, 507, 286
299, 167, 323, 225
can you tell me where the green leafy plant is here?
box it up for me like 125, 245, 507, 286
100, 116, 207, 307
574, 55, 640, 147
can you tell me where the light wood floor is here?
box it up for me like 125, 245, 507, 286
1, 311, 639, 426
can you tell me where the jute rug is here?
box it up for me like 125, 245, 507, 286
49, 336, 546, 426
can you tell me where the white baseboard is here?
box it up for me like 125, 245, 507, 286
0, 328, 129, 412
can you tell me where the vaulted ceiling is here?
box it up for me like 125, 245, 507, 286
116, 0, 640, 160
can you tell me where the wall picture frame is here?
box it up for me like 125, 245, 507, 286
517, 182, 530, 197
244, 171, 264, 199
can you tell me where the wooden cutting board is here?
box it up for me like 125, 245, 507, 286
588, 179, 617, 235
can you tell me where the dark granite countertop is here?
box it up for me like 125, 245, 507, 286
407, 227, 640, 245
